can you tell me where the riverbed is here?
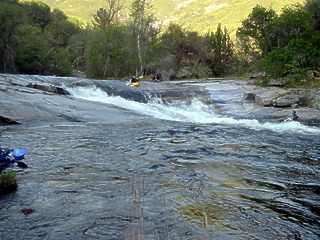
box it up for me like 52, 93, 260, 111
0, 74, 319, 240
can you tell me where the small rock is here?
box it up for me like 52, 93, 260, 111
21, 208, 35, 215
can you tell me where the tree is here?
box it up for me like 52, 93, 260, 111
262, 4, 319, 77
129, 0, 160, 75
20, 1, 51, 29
14, 25, 49, 74
205, 24, 234, 76
236, 5, 276, 59
161, 23, 187, 68
304, 0, 320, 30
266, 4, 314, 48
160, 22, 207, 78
44, 9, 80, 75
0, 2, 23, 72
85, 25, 130, 77
92, 0, 124, 28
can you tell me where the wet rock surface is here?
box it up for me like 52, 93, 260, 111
0, 74, 319, 126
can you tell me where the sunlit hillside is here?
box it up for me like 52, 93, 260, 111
35, 0, 305, 35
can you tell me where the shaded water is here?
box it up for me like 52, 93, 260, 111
0, 75, 320, 239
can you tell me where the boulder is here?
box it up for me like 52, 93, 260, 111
307, 69, 320, 78
273, 95, 307, 107
244, 88, 289, 107
268, 79, 286, 86
249, 72, 266, 79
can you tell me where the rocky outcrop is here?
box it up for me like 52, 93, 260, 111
244, 88, 289, 107
290, 88, 320, 110
244, 87, 320, 110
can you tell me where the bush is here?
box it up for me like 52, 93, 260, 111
0, 172, 18, 195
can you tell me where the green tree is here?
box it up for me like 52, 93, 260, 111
267, 4, 314, 48
92, 0, 124, 28
304, 0, 320, 30
129, 0, 160, 75
20, 1, 51, 29
159, 22, 209, 79
262, 4, 317, 77
205, 24, 234, 76
236, 3, 320, 78
0, 2, 23, 72
44, 9, 80, 75
14, 25, 49, 74
236, 5, 276, 59
85, 25, 130, 77
161, 23, 204, 74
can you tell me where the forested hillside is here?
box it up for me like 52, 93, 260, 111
1, 0, 319, 85
35, 0, 305, 35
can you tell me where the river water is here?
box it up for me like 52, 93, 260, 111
0, 75, 319, 240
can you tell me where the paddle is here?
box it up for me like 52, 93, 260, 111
0, 159, 28, 170
15, 161, 28, 168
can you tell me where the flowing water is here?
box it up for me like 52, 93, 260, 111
0, 75, 319, 240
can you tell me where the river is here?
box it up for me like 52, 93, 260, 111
0, 75, 319, 240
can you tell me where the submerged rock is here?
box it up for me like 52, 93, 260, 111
21, 208, 35, 215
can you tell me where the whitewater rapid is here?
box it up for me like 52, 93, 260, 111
66, 84, 320, 135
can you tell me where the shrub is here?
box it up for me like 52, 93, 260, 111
0, 172, 18, 195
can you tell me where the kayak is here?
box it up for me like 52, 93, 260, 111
0, 148, 27, 163
0, 148, 28, 172
127, 82, 140, 86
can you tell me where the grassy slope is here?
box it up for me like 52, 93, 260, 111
33, 0, 305, 35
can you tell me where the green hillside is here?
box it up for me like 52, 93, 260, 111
26, 0, 305, 35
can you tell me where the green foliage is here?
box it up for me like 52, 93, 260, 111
160, 22, 206, 78
0, 2, 23, 72
20, 1, 51, 29
14, 25, 50, 74
206, 23, 234, 76
85, 26, 131, 78
238, 2, 320, 81
92, 0, 124, 28
1, 0, 319, 82
267, 4, 314, 48
304, 0, 320, 30
128, 0, 160, 75
236, 5, 276, 59
0, 172, 17, 195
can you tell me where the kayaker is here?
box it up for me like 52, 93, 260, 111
291, 110, 299, 121
130, 76, 138, 83
0, 148, 15, 161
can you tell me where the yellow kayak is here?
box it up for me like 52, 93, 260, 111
127, 82, 140, 86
